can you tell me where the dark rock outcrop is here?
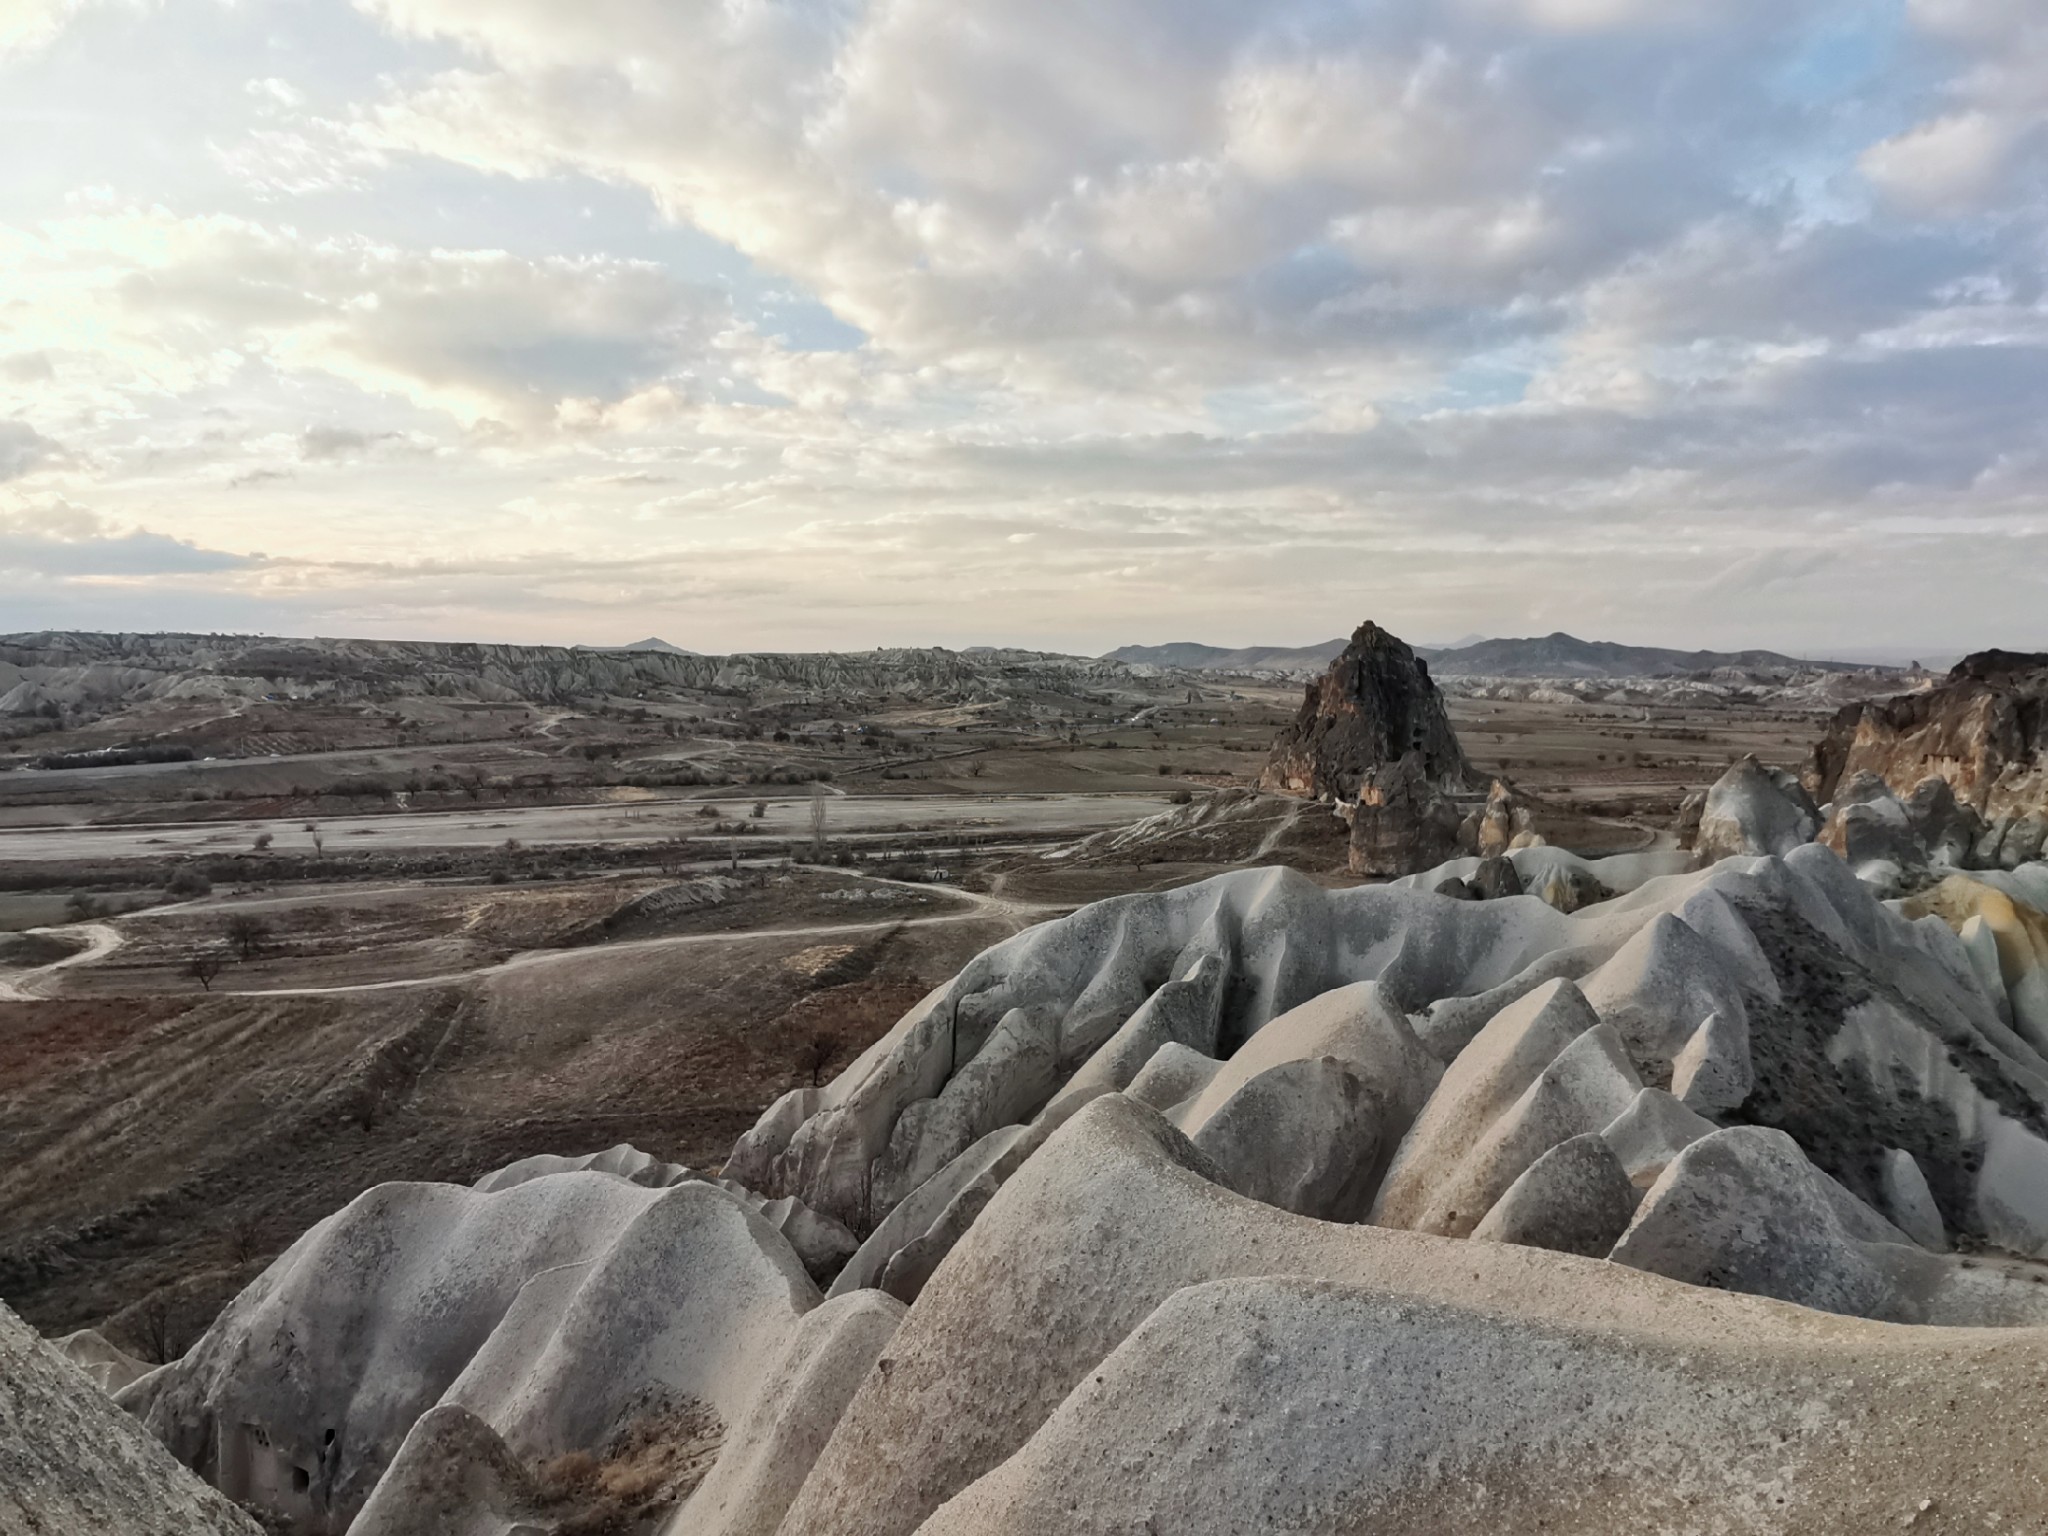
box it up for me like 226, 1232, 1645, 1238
1807, 650, 2048, 822
1260, 622, 1471, 802
1346, 751, 1466, 877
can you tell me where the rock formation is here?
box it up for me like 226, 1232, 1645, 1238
59, 775, 2048, 1531
1259, 621, 1471, 801
1690, 753, 1822, 861
1808, 648, 2048, 824
121, 1174, 821, 1531
1, 1300, 260, 1534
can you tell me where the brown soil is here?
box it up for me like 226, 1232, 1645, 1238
0, 899, 1010, 1353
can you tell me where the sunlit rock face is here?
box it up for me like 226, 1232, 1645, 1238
1808, 649, 2048, 828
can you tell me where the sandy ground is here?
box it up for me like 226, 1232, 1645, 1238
0, 791, 1184, 862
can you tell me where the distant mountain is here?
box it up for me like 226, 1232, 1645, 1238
1417, 632, 1877, 678
1105, 630, 1882, 678
600, 637, 698, 656
1102, 639, 1347, 673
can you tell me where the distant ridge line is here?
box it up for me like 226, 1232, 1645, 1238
1104, 630, 1882, 678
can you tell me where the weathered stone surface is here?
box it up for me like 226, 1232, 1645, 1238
53, 1326, 151, 1394
1599, 1086, 1716, 1186
1693, 753, 1822, 862
1611, 1127, 2048, 1325
1879, 1148, 1950, 1253
1468, 1131, 1640, 1257
476, 1142, 856, 1282
668, 1290, 904, 1536
780, 1098, 2048, 1536
1, 1301, 260, 1536
348, 1405, 551, 1536
121, 1176, 818, 1531
1345, 750, 1466, 875
1260, 620, 1470, 802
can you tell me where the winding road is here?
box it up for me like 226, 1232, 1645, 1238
0, 879, 1060, 1002
0, 922, 124, 1001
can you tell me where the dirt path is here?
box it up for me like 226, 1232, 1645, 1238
0, 923, 124, 1001
1248, 797, 1304, 861
211, 878, 1060, 999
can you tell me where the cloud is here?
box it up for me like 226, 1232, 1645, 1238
0, 420, 61, 480
299, 425, 404, 460
0, 503, 257, 576
0, 0, 2041, 652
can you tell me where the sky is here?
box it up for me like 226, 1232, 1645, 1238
0, 0, 2044, 657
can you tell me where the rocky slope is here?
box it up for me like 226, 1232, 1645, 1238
2, 1300, 259, 1534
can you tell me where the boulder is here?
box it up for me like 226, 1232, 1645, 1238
1693, 754, 1822, 862
1468, 853, 1524, 900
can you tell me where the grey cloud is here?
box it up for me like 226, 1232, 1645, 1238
300, 426, 401, 460
0, 525, 258, 577
0, 421, 61, 481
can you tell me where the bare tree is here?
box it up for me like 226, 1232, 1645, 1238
224, 914, 271, 961
184, 951, 225, 991
135, 1295, 178, 1365
225, 1213, 267, 1266
809, 781, 828, 861
795, 1029, 836, 1086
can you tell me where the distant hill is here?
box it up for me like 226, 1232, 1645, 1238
1105, 631, 1879, 678
1417, 632, 1877, 678
596, 637, 698, 656
1102, 639, 1347, 673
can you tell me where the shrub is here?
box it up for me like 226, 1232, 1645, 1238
163, 865, 212, 898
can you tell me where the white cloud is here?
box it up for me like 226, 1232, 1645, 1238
0, 0, 2040, 651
